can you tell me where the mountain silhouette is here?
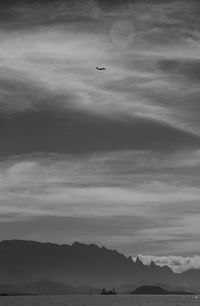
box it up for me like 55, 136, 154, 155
0, 240, 200, 293
0, 281, 101, 296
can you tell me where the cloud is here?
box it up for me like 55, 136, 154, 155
0, 150, 200, 254
0, 215, 153, 248
0, 27, 170, 122
0, 0, 200, 139
0, 0, 101, 25
1, 104, 199, 156
133, 255, 200, 273
0, 25, 199, 155
0, 0, 200, 256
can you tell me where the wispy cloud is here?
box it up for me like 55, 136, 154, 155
0, 0, 200, 136
0, 22, 200, 156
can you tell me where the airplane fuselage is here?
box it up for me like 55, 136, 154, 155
96, 67, 106, 70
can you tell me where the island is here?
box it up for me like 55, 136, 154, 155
101, 288, 117, 295
131, 285, 194, 295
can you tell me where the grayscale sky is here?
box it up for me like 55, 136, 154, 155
0, 0, 200, 267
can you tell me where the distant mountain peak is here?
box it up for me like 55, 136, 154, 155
135, 256, 144, 266
150, 260, 157, 267
72, 241, 84, 247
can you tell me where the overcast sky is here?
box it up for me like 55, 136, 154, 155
0, 0, 200, 270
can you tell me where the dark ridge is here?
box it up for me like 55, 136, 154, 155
0, 239, 199, 292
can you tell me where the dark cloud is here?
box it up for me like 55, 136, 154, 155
0, 214, 153, 248
0, 104, 199, 157
159, 59, 200, 83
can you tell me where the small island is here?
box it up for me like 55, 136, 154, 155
101, 288, 117, 295
131, 285, 194, 295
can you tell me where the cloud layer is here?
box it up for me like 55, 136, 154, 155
1, 150, 200, 255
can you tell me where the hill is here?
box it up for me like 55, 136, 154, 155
132, 285, 194, 295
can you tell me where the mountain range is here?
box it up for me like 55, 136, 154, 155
0, 240, 200, 294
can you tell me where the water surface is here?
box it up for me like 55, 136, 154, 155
0, 295, 199, 306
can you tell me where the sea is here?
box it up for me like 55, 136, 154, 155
0, 295, 199, 306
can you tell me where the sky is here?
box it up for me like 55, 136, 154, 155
0, 0, 200, 272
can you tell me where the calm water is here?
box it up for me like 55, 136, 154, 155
0, 295, 199, 306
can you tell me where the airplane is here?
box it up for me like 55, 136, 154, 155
96, 66, 106, 71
